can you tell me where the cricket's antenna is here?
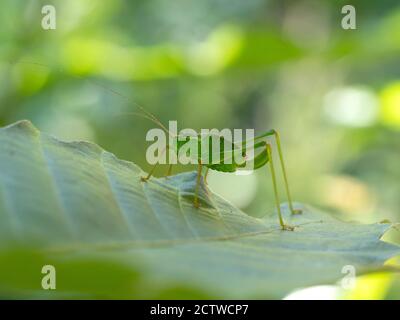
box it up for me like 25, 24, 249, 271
115, 111, 171, 135
7, 59, 171, 135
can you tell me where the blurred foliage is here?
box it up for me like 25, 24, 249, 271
0, 0, 399, 299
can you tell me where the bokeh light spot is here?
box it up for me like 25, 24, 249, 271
186, 25, 243, 76
284, 285, 339, 300
12, 64, 49, 96
208, 170, 256, 208
380, 82, 400, 129
323, 87, 378, 127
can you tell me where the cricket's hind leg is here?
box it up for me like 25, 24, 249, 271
265, 144, 294, 231
272, 130, 302, 215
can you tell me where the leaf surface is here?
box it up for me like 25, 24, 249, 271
0, 120, 398, 298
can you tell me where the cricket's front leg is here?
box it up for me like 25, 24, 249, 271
141, 144, 169, 182
141, 162, 159, 182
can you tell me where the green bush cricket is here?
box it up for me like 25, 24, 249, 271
138, 119, 302, 231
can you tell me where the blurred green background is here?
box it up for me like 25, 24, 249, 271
0, 0, 399, 299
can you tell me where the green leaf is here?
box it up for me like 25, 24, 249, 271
0, 120, 399, 299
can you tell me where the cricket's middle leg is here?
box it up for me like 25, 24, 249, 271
193, 161, 203, 208
165, 164, 173, 177
164, 144, 173, 177
204, 167, 210, 184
